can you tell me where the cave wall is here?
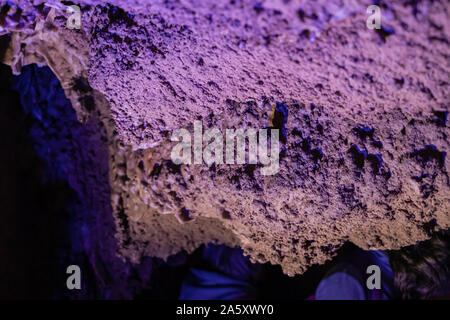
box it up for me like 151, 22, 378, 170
1, 0, 449, 276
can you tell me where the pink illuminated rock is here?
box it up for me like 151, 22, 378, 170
2, 0, 449, 274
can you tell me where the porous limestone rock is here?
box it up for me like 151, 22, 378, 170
1, 0, 449, 275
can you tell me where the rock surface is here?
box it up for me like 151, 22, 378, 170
1, 0, 449, 275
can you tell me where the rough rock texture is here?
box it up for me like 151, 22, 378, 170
1, 0, 449, 275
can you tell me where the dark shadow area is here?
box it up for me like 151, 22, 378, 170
0, 63, 158, 299
0, 63, 68, 298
